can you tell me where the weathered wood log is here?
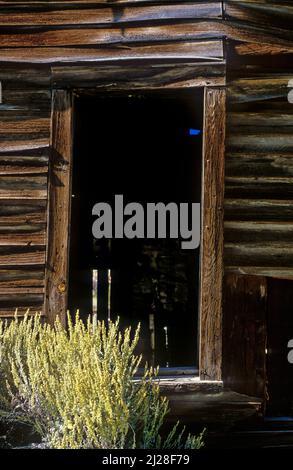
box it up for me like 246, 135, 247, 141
226, 176, 293, 198
0, 3, 222, 26
225, 266, 293, 280
0, 21, 225, 48
52, 62, 226, 88
223, 273, 267, 397
0, 140, 49, 153
0, 200, 46, 224
227, 112, 293, 127
0, 118, 50, 134
0, 308, 44, 318
45, 90, 73, 325
0, 267, 44, 288
199, 87, 226, 382
227, 134, 293, 152
225, 242, 293, 267
225, 198, 293, 221
228, 77, 293, 103
0, 175, 47, 199
0, 155, 48, 175
226, 153, 293, 178
225, 221, 293, 243
0, 41, 224, 64
0, 245, 46, 266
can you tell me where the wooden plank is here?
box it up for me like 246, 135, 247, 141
0, 155, 48, 175
199, 87, 226, 382
0, 293, 43, 306
225, 198, 293, 221
0, 175, 47, 199
226, 153, 293, 178
225, 176, 293, 198
52, 61, 225, 88
0, 199, 47, 224
0, 231, 46, 246
0, 21, 225, 48
235, 42, 293, 56
0, 308, 44, 318
0, 3, 222, 26
0, 66, 51, 86
223, 274, 267, 398
228, 77, 292, 103
0, 139, 49, 153
225, 2, 293, 23
0, 41, 224, 64
0, 245, 46, 266
225, 242, 293, 267
0, 267, 44, 288
225, 221, 293, 243
227, 112, 293, 127
227, 134, 293, 152
0, 118, 50, 134
44, 90, 73, 325
225, 266, 293, 280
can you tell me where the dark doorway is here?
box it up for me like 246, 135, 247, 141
69, 90, 203, 368
266, 278, 293, 415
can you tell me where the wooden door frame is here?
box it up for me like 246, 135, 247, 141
45, 85, 226, 382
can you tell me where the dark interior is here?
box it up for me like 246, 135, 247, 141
69, 89, 203, 368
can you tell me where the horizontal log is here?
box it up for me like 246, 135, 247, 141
227, 134, 293, 152
0, 267, 44, 288
0, 308, 44, 318
0, 21, 225, 48
228, 77, 292, 103
0, 293, 43, 307
0, 155, 48, 175
225, 176, 293, 198
0, 118, 50, 134
0, 89, 51, 108
225, 198, 293, 221
0, 230, 45, 246
224, 266, 293, 280
227, 112, 293, 127
0, 41, 224, 64
235, 42, 293, 55
225, 2, 293, 24
226, 153, 293, 178
225, 221, 293, 243
225, 242, 293, 267
0, 139, 49, 153
0, 4, 222, 26
53, 61, 225, 88
0, 245, 46, 266
0, 66, 51, 86
0, 175, 47, 199
0, 200, 46, 225
0, 287, 44, 294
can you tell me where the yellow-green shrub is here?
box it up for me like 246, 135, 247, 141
0, 313, 204, 449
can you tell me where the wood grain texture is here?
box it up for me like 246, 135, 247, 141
52, 62, 226, 89
0, 3, 222, 26
44, 90, 73, 325
199, 87, 226, 381
223, 274, 267, 398
0, 41, 224, 64
0, 267, 44, 288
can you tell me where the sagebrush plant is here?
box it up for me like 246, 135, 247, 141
0, 313, 204, 449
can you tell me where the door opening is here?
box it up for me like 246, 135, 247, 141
69, 89, 203, 368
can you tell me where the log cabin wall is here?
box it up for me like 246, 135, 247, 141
0, 0, 293, 401
0, 1, 225, 319
223, 1, 293, 398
